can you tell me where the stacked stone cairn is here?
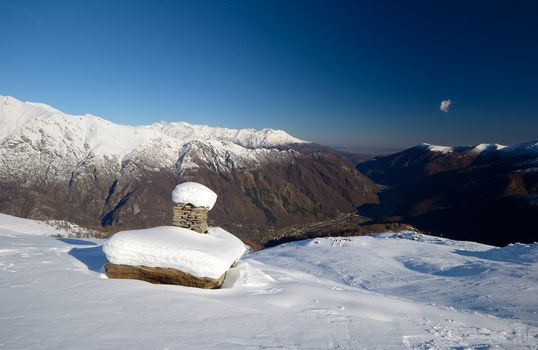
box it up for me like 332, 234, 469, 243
170, 181, 217, 233
172, 203, 208, 233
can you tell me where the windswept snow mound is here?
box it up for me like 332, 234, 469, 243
103, 226, 246, 279
171, 182, 218, 209
0, 213, 59, 237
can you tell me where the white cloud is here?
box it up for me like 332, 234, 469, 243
440, 99, 452, 113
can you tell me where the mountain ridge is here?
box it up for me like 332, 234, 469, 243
0, 95, 308, 157
0, 96, 378, 246
357, 141, 538, 245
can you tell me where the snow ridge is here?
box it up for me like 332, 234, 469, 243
419, 142, 520, 155
499, 140, 538, 156
0, 96, 308, 181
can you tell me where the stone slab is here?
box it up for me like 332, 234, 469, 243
105, 262, 225, 289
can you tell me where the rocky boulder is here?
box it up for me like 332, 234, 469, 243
103, 222, 246, 288
105, 263, 225, 289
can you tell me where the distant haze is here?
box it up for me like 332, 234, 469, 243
332, 146, 403, 156
1, 1, 537, 148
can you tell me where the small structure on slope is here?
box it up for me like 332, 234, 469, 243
171, 182, 217, 233
103, 182, 244, 289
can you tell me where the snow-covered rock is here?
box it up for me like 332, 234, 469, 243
103, 226, 246, 280
171, 182, 218, 209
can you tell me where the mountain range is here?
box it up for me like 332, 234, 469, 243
1, 95, 536, 247
0, 96, 378, 247
357, 142, 538, 245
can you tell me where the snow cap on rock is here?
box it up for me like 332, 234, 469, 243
103, 226, 246, 279
172, 182, 217, 210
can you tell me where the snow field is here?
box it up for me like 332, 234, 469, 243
1, 214, 537, 349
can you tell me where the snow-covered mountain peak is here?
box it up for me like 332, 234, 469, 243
416, 143, 454, 154
428, 144, 454, 154
469, 143, 507, 153
151, 120, 307, 148
416, 142, 510, 155
25, 101, 63, 114
1, 95, 63, 115
0, 95, 63, 140
0, 95, 310, 180
0, 95, 308, 148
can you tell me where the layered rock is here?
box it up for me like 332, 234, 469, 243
170, 182, 216, 233
172, 204, 208, 233
105, 263, 225, 289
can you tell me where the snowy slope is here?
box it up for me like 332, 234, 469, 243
1, 214, 537, 349
418, 142, 508, 155
0, 96, 307, 148
0, 213, 59, 236
499, 140, 538, 158
0, 96, 308, 181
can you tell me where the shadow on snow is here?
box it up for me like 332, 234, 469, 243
66, 242, 107, 273
57, 237, 98, 246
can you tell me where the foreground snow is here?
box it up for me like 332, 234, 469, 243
103, 226, 246, 279
1, 216, 537, 349
0, 213, 59, 236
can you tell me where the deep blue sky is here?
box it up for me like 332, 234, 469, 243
1, 0, 537, 148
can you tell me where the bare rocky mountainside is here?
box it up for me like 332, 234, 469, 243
357, 143, 538, 246
0, 96, 379, 247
